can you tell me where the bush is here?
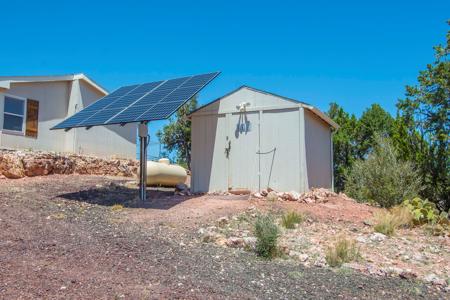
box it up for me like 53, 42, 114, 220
373, 206, 413, 236
345, 135, 423, 208
325, 236, 360, 267
402, 197, 449, 225
254, 214, 280, 259
281, 211, 304, 229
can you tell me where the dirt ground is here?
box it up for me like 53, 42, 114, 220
0, 175, 447, 299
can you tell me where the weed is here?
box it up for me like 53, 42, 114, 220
111, 204, 124, 211
52, 212, 66, 220
373, 206, 413, 236
325, 236, 360, 267
281, 211, 304, 229
254, 214, 280, 259
287, 271, 304, 279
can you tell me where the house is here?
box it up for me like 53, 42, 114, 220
189, 86, 339, 193
0, 74, 136, 159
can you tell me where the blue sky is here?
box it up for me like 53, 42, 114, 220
1, 1, 448, 158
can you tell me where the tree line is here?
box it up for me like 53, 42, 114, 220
159, 21, 449, 211
329, 21, 449, 211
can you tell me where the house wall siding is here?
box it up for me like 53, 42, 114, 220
0, 81, 69, 152
0, 80, 136, 159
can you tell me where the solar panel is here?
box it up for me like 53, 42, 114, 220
51, 72, 219, 129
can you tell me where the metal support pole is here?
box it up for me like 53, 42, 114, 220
138, 123, 148, 202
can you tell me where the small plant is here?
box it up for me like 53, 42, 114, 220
281, 211, 304, 229
111, 204, 124, 211
254, 214, 280, 259
402, 197, 449, 225
325, 236, 360, 267
372, 206, 412, 236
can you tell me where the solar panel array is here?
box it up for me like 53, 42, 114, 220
52, 72, 220, 129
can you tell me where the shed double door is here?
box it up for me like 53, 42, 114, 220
227, 111, 260, 191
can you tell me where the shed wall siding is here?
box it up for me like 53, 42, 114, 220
260, 108, 301, 192
304, 109, 332, 189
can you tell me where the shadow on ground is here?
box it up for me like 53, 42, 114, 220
57, 182, 198, 210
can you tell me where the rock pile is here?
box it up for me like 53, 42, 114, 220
254, 187, 352, 204
0, 149, 138, 179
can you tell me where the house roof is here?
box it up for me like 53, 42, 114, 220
0, 73, 108, 95
189, 85, 339, 129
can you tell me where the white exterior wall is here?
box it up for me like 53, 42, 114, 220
191, 88, 303, 193
0, 81, 70, 152
72, 81, 136, 159
191, 87, 334, 193
0, 80, 136, 159
304, 109, 333, 189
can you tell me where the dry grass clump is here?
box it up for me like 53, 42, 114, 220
281, 211, 304, 229
111, 204, 124, 211
325, 236, 360, 267
373, 206, 413, 236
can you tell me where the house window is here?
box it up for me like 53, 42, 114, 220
3, 96, 26, 133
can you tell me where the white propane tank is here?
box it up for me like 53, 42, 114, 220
145, 158, 187, 187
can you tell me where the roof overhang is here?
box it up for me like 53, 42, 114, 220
0, 73, 108, 95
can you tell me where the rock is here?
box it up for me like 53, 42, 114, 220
216, 216, 229, 227
423, 273, 445, 286
198, 227, 222, 243
225, 237, 245, 248
175, 183, 189, 192
369, 232, 386, 242
260, 189, 268, 197
289, 251, 309, 262
298, 188, 335, 203
356, 236, 367, 243
243, 237, 257, 250
399, 270, 417, 280
253, 192, 263, 199
0, 149, 138, 179
0, 153, 25, 178
266, 191, 278, 202
384, 266, 404, 277
363, 219, 373, 226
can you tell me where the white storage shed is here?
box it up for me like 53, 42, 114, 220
189, 86, 339, 193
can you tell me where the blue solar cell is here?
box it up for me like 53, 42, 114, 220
129, 81, 163, 94
160, 86, 202, 103
52, 72, 219, 129
105, 93, 147, 109
155, 76, 190, 91
83, 96, 121, 111
130, 89, 173, 107
79, 108, 123, 126
106, 105, 150, 124
136, 101, 184, 121
52, 109, 99, 129
180, 72, 218, 87
108, 84, 140, 97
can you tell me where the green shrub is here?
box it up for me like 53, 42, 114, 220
254, 214, 280, 259
325, 236, 360, 267
345, 135, 423, 208
373, 206, 413, 236
281, 211, 304, 229
402, 197, 449, 225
